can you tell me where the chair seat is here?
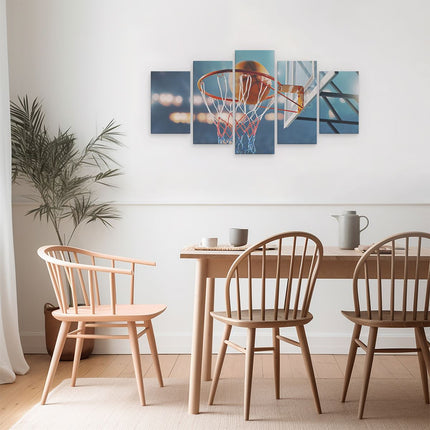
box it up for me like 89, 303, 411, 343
342, 310, 430, 328
211, 309, 313, 328
53, 304, 167, 322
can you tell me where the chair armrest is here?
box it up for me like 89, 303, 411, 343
112, 256, 156, 267
67, 247, 156, 267
38, 248, 133, 275
38, 245, 156, 268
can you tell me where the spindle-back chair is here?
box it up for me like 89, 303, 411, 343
208, 231, 324, 420
341, 232, 430, 418
37, 245, 167, 406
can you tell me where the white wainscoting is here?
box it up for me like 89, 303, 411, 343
13, 202, 430, 354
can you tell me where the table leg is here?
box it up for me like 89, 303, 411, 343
188, 258, 207, 414
202, 277, 215, 381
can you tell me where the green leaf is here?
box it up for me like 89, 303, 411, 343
10, 96, 124, 245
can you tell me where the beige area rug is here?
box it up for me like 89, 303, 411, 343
12, 377, 430, 429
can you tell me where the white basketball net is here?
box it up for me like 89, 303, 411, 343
199, 71, 275, 154
199, 72, 234, 145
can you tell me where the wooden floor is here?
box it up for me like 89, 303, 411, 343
0, 353, 424, 429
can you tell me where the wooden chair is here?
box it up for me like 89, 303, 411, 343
37, 245, 167, 406
208, 231, 324, 420
341, 232, 430, 419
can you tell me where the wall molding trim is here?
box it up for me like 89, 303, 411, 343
12, 201, 430, 207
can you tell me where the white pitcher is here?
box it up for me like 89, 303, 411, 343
331, 210, 369, 250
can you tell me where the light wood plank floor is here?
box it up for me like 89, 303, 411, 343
0, 353, 423, 429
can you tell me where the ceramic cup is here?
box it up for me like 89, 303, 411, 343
229, 228, 248, 247
200, 237, 218, 247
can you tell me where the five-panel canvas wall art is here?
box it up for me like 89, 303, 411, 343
151, 50, 359, 154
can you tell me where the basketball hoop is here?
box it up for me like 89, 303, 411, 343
197, 69, 304, 153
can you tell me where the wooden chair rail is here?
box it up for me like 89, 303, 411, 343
276, 334, 300, 348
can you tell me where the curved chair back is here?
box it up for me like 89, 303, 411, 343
38, 245, 155, 315
352, 232, 430, 321
224, 231, 323, 321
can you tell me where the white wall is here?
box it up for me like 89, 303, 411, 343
6, 0, 430, 354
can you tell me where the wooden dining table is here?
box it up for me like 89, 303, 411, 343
180, 245, 368, 414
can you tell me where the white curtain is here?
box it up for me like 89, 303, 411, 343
0, 0, 29, 384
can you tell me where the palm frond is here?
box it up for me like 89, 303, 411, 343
10, 96, 124, 245
70, 196, 120, 228
85, 202, 121, 226
94, 169, 122, 185
81, 119, 124, 169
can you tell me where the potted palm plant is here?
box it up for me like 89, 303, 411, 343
10, 96, 124, 359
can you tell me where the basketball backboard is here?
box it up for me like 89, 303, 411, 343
278, 61, 319, 128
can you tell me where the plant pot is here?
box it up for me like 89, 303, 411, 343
44, 303, 95, 361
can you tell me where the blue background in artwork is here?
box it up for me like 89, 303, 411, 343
319, 71, 359, 134
151, 71, 190, 134
278, 99, 317, 144
234, 50, 275, 154
193, 60, 232, 144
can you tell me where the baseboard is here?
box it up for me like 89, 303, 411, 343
20, 331, 46, 353
21, 329, 427, 355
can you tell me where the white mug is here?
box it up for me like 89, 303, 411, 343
200, 237, 218, 247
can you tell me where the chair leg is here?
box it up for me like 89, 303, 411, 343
41, 321, 71, 405
414, 327, 429, 404
341, 323, 362, 402
71, 321, 86, 387
358, 326, 378, 419
127, 321, 146, 406
208, 324, 232, 405
296, 325, 322, 414
415, 327, 430, 371
146, 320, 164, 387
244, 327, 256, 421
273, 327, 280, 399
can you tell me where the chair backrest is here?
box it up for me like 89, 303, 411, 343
352, 232, 430, 321
224, 232, 323, 321
37, 245, 155, 315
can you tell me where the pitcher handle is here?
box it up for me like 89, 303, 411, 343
360, 215, 369, 232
